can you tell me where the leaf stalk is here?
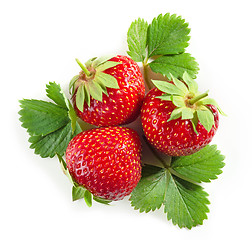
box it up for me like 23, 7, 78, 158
142, 62, 153, 91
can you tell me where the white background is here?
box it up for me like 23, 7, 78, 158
1, 0, 251, 239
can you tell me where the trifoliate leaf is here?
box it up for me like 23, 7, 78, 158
127, 13, 199, 87
171, 145, 225, 183
149, 53, 199, 79
127, 18, 148, 62
130, 165, 167, 213
76, 85, 85, 112
19, 82, 80, 158
197, 107, 215, 132
152, 80, 185, 96
19, 99, 69, 136
164, 174, 209, 229
147, 13, 190, 57
130, 163, 211, 229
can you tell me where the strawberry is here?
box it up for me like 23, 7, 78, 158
65, 126, 142, 201
141, 72, 225, 156
69, 55, 145, 126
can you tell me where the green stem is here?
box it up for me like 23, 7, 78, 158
142, 62, 153, 91
189, 91, 209, 105
142, 135, 170, 169
75, 58, 91, 76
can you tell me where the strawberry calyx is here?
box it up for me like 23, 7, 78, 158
69, 56, 121, 111
57, 153, 112, 206
152, 72, 225, 134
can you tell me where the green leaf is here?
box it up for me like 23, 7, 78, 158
46, 82, 68, 108
84, 190, 93, 207
197, 107, 215, 132
149, 53, 199, 79
152, 80, 185, 96
19, 99, 69, 136
130, 165, 167, 213
28, 122, 73, 158
147, 13, 190, 57
96, 61, 121, 72
95, 72, 119, 89
171, 145, 225, 183
72, 186, 86, 201
130, 164, 210, 229
46, 81, 72, 111
164, 174, 209, 229
19, 82, 79, 159
76, 85, 85, 112
127, 18, 148, 62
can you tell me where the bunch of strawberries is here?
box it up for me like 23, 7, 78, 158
19, 13, 225, 228
67, 54, 220, 201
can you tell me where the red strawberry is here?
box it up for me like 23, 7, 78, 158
141, 72, 224, 156
65, 126, 142, 201
69, 55, 145, 126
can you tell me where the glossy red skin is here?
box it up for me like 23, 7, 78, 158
73, 55, 145, 126
65, 126, 142, 201
141, 88, 219, 156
